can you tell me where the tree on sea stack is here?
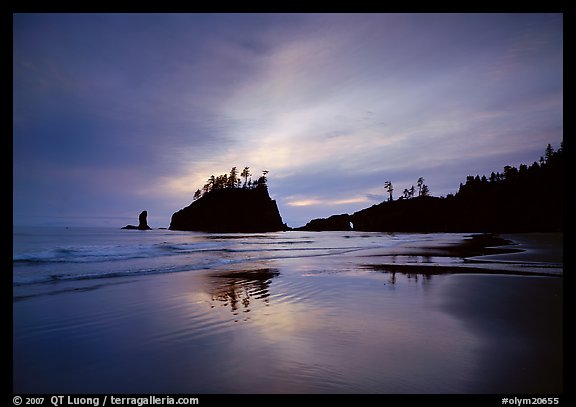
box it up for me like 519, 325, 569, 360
241, 167, 251, 188
228, 167, 238, 188
255, 170, 269, 189
192, 166, 271, 196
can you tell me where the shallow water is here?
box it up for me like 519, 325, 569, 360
13, 227, 563, 393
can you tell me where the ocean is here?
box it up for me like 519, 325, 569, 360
13, 227, 563, 393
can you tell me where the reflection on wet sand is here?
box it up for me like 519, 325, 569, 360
362, 233, 562, 278
366, 263, 561, 278
385, 270, 433, 286
207, 268, 280, 316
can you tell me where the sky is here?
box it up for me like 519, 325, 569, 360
13, 13, 563, 228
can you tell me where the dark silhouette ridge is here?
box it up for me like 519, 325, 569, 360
121, 210, 152, 230
169, 187, 287, 232
299, 214, 352, 231
299, 143, 563, 232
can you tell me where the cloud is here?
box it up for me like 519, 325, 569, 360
285, 197, 369, 208
13, 14, 563, 227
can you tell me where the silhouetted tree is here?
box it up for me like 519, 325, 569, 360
205, 175, 216, 192
241, 167, 251, 188
193, 166, 265, 197
214, 174, 227, 190
256, 170, 269, 188
417, 177, 425, 196
503, 165, 518, 180
545, 144, 554, 163
421, 184, 430, 197
384, 181, 394, 202
228, 167, 238, 188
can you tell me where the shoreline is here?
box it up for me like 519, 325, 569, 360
362, 232, 563, 277
475, 232, 563, 264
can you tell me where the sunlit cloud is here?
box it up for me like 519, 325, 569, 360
286, 197, 370, 208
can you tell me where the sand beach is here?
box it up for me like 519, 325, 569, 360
13, 229, 563, 394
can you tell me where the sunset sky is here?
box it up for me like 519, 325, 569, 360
13, 13, 563, 228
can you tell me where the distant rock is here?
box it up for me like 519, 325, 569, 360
297, 214, 352, 231
169, 187, 286, 232
122, 210, 152, 230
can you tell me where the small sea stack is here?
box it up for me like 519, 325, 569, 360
122, 210, 152, 230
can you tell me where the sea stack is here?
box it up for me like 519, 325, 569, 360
169, 187, 286, 232
122, 210, 152, 230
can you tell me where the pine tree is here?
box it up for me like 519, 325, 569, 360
384, 181, 393, 202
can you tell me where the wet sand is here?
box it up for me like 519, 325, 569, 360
476, 233, 563, 264
364, 233, 564, 393
439, 274, 563, 393
13, 232, 563, 394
